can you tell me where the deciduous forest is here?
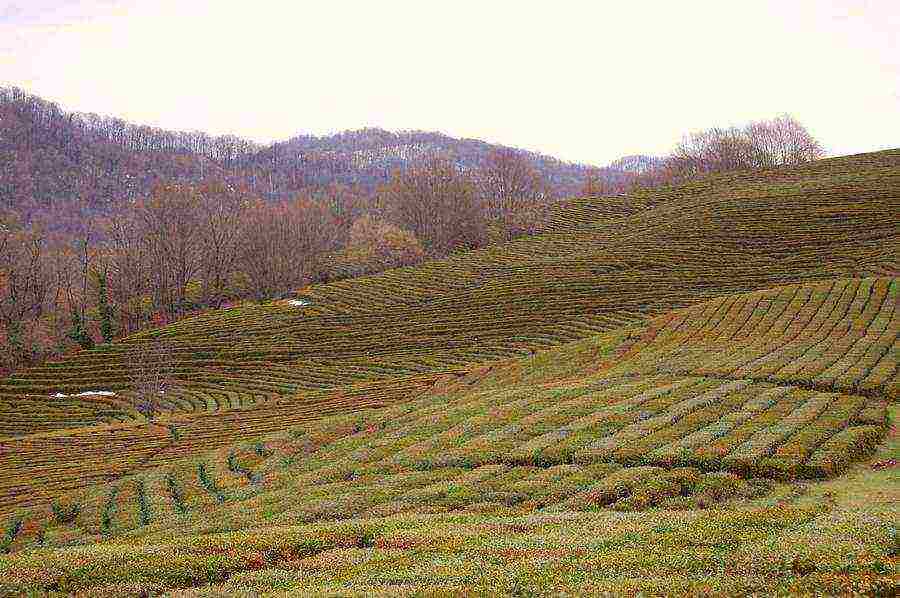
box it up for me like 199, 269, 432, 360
1, 86, 822, 376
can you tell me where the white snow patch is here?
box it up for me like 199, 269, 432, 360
52, 390, 117, 398
287, 299, 311, 307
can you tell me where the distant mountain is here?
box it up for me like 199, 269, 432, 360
0, 87, 633, 232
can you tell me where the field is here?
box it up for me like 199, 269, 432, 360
0, 453, 896, 596
0, 150, 897, 595
1, 151, 896, 438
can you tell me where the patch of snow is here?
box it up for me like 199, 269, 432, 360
51, 390, 117, 398
287, 299, 311, 307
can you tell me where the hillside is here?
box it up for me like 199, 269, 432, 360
0, 150, 897, 595
0, 149, 897, 511
273, 128, 618, 193
0, 87, 623, 229
0, 279, 896, 594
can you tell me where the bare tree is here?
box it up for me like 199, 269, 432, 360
385, 156, 487, 256
104, 213, 151, 334
476, 149, 554, 219
134, 183, 203, 317
55, 231, 96, 349
669, 115, 823, 178
196, 182, 248, 307
0, 218, 53, 368
128, 339, 175, 421
239, 197, 337, 301
744, 114, 824, 167
474, 149, 556, 240
580, 167, 605, 197
670, 126, 753, 176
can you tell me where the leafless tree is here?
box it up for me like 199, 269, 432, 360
135, 183, 203, 317
670, 115, 823, 178
104, 213, 151, 333
744, 114, 824, 167
54, 230, 96, 348
128, 339, 175, 421
473, 149, 555, 240
240, 197, 337, 301
476, 149, 553, 216
0, 219, 53, 367
581, 167, 605, 197
196, 182, 248, 307
386, 156, 487, 256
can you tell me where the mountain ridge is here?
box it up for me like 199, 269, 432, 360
0, 87, 642, 229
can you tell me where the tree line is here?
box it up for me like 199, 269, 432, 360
0, 147, 560, 374
584, 114, 825, 195
0, 105, 824, 376
0, 86, 605, 236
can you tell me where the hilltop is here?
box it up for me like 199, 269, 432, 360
0, 149, 897, 595
0, 87, 633, 231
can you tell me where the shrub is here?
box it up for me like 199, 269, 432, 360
100, 487, 119, 535
135, 480, 151, 526
0, 519, 21, 553
198, 463, 226, 503
166, 473, 187, 514
51, 499, 80, 524
693, 472, 746, 502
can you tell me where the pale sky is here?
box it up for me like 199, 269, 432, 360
1, 0, 898, 165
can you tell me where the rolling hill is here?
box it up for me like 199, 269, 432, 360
1, 87, 626, 230
0, 280, 896, 595
0, 149, 897, 596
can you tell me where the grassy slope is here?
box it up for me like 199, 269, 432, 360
0, 150, 897, 595
0, 297, 896, 595
1, 150, 897, 436
3, 281, 894, 547
0, 150, 897, 516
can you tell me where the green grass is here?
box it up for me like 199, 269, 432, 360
0, 461, 895, 596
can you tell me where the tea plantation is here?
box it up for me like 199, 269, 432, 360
0, 150, 897, 596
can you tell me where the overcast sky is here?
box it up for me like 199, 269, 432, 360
1, 0, 897, 165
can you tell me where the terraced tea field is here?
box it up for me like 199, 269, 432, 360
612, 277, 898, 398
0, 150, 896, 439
0, 150, 897, 595
2, 277, 892, 550
0, 277, 897, 595
0, 151, 897, 510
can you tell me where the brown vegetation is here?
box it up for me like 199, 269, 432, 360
0, 105, 826, 377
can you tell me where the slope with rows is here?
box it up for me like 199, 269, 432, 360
611, 277, 898, 398
0, 150, 897, 440
0, 151, 897, 595
1, 278, 893, 556
0, 150, 897, 523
